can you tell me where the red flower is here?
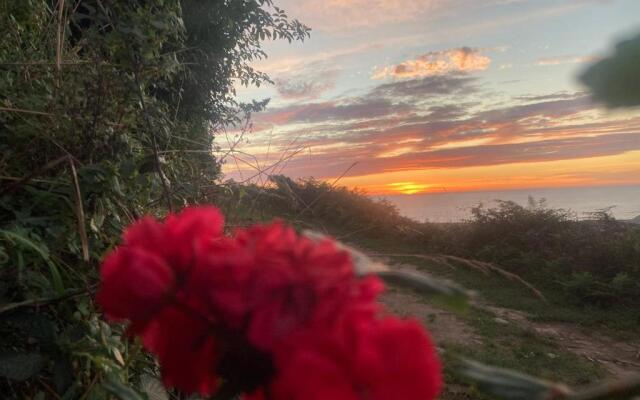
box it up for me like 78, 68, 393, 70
140, 306, 220, 395
182, 233, 249, 322
97, 206, 442, 399
97, 207, 225, 394
98, 206, 224, 321
241, 224, 355, 350
189, 222, 366, 351
123, 206, 224, 272
262, 311, 442, 400
97, 246, 174, 323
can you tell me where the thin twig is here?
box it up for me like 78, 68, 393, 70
0, 106, 54, 116
79, 373, 101, 400
296, 161, 358, 218
0, 61, 93, 67
223, 128, 246, 182
39, 378, 61, 400
368, 252, 547, 301
0, 286, 94, 315
0, 155, 68, 196
68, 157, 90, 262
99, 3, 173, 213
239, 146, 307, 184
56, 0, 66, 76
0, 176, 63, 185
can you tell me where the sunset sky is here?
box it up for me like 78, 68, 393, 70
223, 0, 640, 195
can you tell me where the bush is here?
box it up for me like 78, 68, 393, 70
444, 200, 640, 307
0, 1, 308, 397
213, 176, 420, 239
231, 182, 640, 309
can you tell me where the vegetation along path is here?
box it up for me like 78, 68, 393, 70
379, 263, 640, 389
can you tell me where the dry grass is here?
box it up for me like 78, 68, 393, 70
368, 253, 547, 301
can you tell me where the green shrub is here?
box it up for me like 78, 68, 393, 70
0, 1, 308, 397
441, 200, 640, 308
214, 176, 419, 239
235, 182, 640, 309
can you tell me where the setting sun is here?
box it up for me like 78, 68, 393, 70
388, 182, 433, 195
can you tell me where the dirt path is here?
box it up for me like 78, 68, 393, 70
380, 264, 640, 377
484, 304, 640, 376
381, 288, 482, 348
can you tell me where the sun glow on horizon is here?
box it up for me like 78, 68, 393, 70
333, 150, 640, 195
387, 182, 433, 194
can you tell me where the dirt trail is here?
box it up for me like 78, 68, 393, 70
485, 304, 640, 376
380, 263, 640, 377
381, 288, 482, 347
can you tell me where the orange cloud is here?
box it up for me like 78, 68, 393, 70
536, 55, 597, 66
372, 47, 491, 79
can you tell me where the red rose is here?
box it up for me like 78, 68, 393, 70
97, 246, 175, 323
123, 206, 224, 273
228, 223, 359, 350
186, 236, 255, 329
266, 311, 442, 400
98, 207, 226, 394
98, 206, 224, 321
351, 318, 442, 400
97, 206, 442, 399
185, 222, 361, 350
241, 223, 355, 350
140, 305, 220, 395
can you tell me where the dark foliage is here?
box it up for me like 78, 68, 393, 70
448, 200, 640, 307
213, 175, 417, 239
0, 1, 308, 398
580, 32, 640, 108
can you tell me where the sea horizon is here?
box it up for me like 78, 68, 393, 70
376, 184, 640, 223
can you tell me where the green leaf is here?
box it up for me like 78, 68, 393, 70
0, 352, 46, 381
458, 359, 571, 400
377, 270, 471, 300
103, 376, 145, 400
580, 32, 640, 108
0, 229, 65, 294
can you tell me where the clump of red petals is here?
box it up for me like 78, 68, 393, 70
97, 206, 441, 399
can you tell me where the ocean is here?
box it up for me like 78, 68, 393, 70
377, 185, 640, 223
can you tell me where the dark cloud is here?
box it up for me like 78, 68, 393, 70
427, 103, 474, 120
255, 75, 479, 127
370, 74, 479, 98
395, 132, 639, 170
252, 90, 599, 153
514, 91, 586, 102
302, 99, 410, 122
475, 95, 594, 122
